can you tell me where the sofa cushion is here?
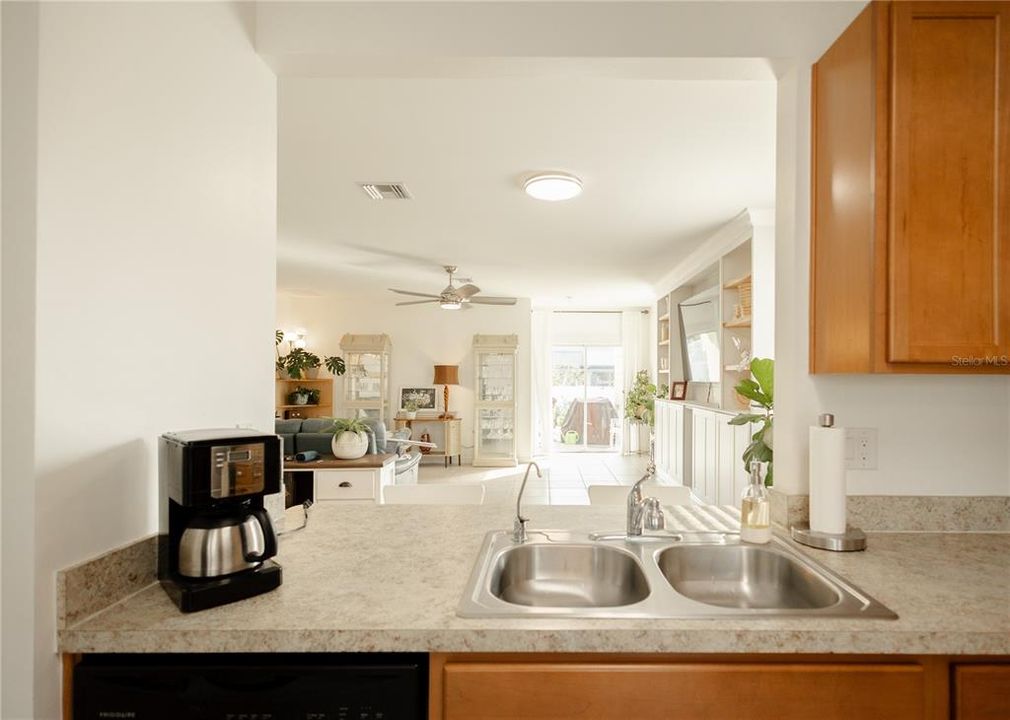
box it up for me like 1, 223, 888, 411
275, 419, 303, 434
300, 418, 333, 433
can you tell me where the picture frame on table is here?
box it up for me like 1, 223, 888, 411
399, 387, 437, 412
671, 381, 688, 401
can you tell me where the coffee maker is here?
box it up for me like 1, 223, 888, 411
159, 429, 282, 612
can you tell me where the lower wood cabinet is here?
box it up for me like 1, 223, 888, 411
954, 664, 1010, 720
430, 654, 1008, 720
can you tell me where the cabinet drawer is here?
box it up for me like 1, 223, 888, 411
441, 662, 925, 720
954, 664, 1010, 720
314, 470, 375, 501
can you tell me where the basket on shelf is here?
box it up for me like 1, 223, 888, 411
738, 280, 753, 317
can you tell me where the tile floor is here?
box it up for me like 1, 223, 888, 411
418, 452, 654, 505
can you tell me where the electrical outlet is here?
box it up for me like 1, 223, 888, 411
845, 427, 878, 470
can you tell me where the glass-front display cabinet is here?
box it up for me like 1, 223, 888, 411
340, 334, 392, 425
473, 334, 518, 467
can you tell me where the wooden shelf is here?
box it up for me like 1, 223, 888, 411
723, 317, 752, 329
723, 273, 752, 290
276, 377, 334, 383
278, 404, 332, 410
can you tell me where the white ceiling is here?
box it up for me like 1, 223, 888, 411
278, 73, 776, 307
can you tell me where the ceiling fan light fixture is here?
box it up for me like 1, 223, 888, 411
523, 172, 583, 202
440, 300, 462, 310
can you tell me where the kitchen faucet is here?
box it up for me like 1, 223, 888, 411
627, 442, 666, 537
512, 461, 542, 543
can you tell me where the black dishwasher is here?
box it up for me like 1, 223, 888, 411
73, 653, 427, 720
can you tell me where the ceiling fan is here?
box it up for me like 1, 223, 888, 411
390, 266, 518, 310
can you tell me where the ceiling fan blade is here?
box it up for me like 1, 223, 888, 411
457, 283, 481, 299
396, 299, 439, 306
389, 288, 440, 298
468, 296, 518, 306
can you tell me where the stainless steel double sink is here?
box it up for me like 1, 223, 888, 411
458, 530, 896, 619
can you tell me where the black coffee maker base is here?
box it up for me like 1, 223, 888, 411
161, 561, 282, 613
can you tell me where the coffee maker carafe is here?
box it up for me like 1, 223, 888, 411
159, 429, 282, 612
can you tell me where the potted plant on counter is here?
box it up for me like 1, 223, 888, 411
729, 357, 774, 486
328, 417, 371, 459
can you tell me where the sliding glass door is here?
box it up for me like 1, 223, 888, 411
551, 345, 622, 452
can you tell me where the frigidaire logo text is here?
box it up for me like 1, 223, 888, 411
98, 712, 137, 719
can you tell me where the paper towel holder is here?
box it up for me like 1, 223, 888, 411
791, 524, 867, 552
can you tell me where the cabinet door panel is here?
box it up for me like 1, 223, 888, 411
954, 664, 1010, 720
441, 662, 926, 720
717, 418, 736, 506
889, 3, 1010, 363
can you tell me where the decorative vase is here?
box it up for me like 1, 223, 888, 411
289, 393, 309, 406
331, 431, 369, 460
304, 367, 320, 380
405, 410, 417, 420
419, 432, 433, 455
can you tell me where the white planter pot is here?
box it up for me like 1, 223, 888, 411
331, 430, 369, 459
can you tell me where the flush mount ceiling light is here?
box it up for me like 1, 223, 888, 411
523, 172, 583, 201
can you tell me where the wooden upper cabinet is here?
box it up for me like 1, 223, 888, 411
810, 1, 1010, 373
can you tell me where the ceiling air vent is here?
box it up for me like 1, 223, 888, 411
359, 182, 412, 200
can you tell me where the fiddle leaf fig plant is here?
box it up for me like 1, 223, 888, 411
729, 357, 774, 486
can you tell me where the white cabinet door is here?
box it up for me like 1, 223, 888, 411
691, 409, 718, 503
733, 423, 753, 500
717, 418, 736, 506
654, 401, 667, 475
669, 403, 684, 485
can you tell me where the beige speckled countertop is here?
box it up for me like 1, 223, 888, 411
58, 503, 1010, 656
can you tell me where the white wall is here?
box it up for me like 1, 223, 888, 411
1, 4, 39, 718
277, 292, 532, 462
773, 64, 1010, 498
27, 4, 277, 717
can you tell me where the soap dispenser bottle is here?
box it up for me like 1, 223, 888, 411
740, 462, 771, 544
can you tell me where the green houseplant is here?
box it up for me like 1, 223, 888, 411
625, 370, 658, 426
324, 355, 346, 377
403, 399, 419, 420
729, 357, 774, 486
281, 348, 322, 380
328, 417, 371, 459
288, 386, 320, 406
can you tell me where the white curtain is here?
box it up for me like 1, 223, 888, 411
621, 310, 649, 455
530, 310, 553, 456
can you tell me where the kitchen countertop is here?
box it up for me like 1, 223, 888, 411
58, 503, 1010, 655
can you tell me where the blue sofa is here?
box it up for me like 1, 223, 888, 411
275, 417, 421, 481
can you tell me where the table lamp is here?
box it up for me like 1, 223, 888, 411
433, 364, 460, 419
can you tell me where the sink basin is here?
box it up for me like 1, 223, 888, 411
656, 545, 841, 610
457, 530, 897, 619
490, 543, 649, 607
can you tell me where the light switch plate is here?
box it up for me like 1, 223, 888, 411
845, 427, 878, 470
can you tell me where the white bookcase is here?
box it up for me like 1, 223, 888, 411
473, 334, 518, 467
339, 334, 392, 425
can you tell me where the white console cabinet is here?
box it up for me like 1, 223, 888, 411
654, 399, 753, 506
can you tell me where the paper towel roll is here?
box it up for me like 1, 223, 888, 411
809, 417, 847, 535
